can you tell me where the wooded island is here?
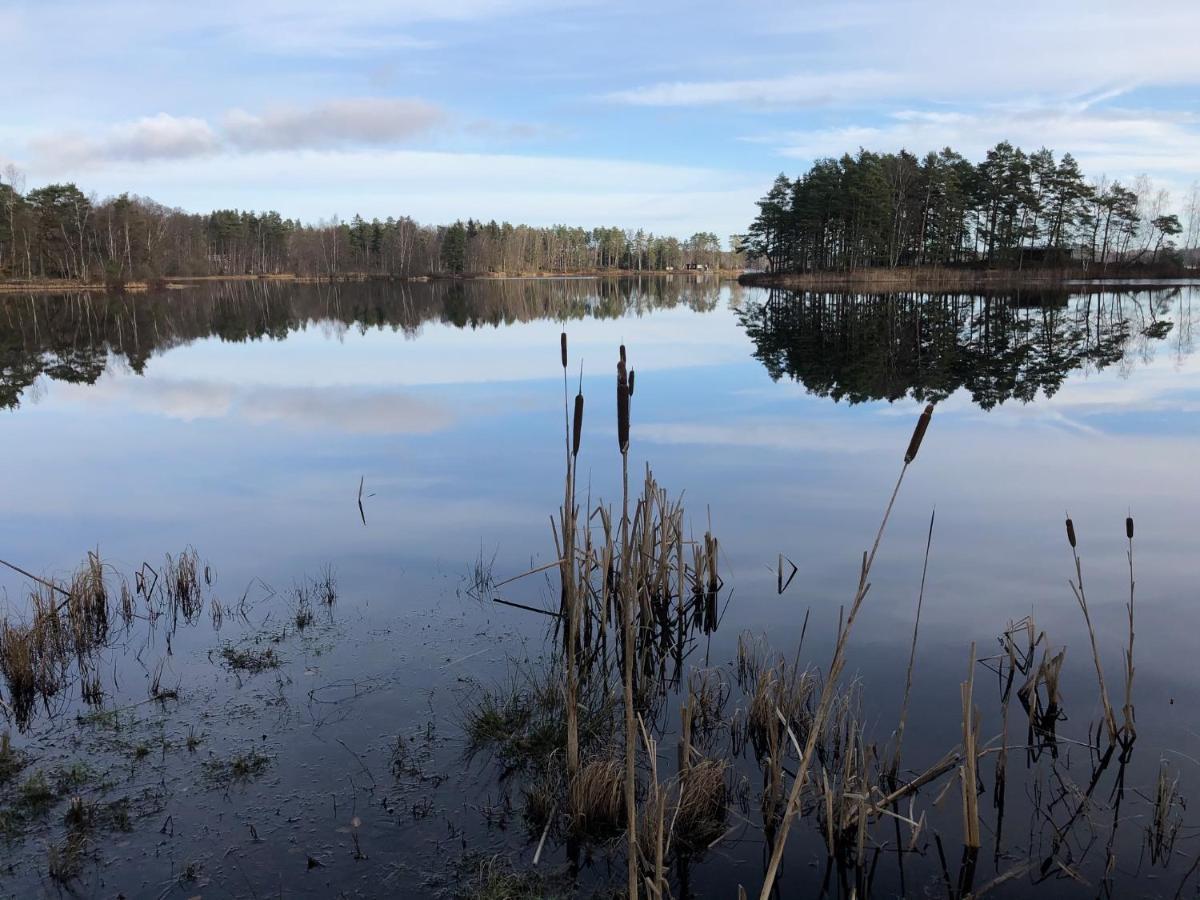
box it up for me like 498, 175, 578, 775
743, 142, 1198, 280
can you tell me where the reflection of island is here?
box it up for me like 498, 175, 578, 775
738, 287, 1187, 410
0, 277, 723, 409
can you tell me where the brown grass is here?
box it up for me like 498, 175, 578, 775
568, 757, 625, 838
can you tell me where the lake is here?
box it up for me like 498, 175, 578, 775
1, 276, 1198, 898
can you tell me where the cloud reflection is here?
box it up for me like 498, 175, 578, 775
54, 377, 453, 435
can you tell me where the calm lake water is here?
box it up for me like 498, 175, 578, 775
1, 276, 1199, 897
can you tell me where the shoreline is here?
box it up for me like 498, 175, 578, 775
0, 269, 741, 295
738, 267, 1198, 290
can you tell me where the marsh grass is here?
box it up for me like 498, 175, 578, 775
1147, 761, 1183, 866
47, 830, 89, 883
568, 757, 625, 839
0, 548, 216, 731
477, 347, 1183, 897
0, 730, 27, 784
463, 665, 618, 774
202, 748, 272, 783
672, 756, 729, 852
218, 644, 281, 673
449, 852, 575, 900
164, 548, 204, 624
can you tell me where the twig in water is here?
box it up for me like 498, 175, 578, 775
490, 596, 562, 618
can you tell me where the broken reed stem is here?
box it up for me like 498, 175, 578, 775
1065, 517, 1118, 744
758, 403, 934, 900
1122, 515, 1136, 743
894, 508, 935, 776
961, 642, 980, 849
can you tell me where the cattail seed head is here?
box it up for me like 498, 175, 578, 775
628, 369, 635, 398
619, 344, 626, 366
617, 361, 630, 452
904, 403, 935, 464
572, 393, 584, 457
1065, 517, 1076, 549
560, 332, 568, 369
1126, 516, 1134, 540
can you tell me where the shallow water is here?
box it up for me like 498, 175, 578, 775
1, 276, 1199, 897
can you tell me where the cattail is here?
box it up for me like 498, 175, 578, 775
572, 392, 584, 457
560, 332, 568, 369
1126, 516, 1134, 540
628, 369, 635, 397
1065, 517, 1076, 549
617, 361, 630, 452
619, 344, 626, 366
904, 403, 935, 464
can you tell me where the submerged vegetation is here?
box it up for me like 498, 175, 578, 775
0, 548, 217, 729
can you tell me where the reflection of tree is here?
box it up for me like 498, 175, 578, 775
0, 276, 722, 409
737, 287, 1182, 410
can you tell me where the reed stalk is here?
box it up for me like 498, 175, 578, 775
618, 354, 637, 899
561, 331, 580, 778
1064, 516, 1118, 744
1121, 515, 1136, 744
892, 508, 935, 777
960, 642, 980, 849
758, 403, 934, 899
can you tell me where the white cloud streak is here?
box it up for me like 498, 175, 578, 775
54, 377, 454, 434
224, 99, 445, 151
608, 1, 1200, 109
768, 102, 1200, 192
27, 100, 447, 170
29, 114, 221, 169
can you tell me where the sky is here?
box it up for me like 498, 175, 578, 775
2, 0, 1199, 241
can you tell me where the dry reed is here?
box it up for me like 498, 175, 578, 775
1064, 516, 1118, 743
758, 402, 935, 899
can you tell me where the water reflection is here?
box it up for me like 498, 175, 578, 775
738, 286, 1191, 409
0, 276, 723, 409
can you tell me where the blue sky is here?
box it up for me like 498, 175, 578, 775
2, 0, 1199, 240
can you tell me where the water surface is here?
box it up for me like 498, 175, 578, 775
1, 276, 1198, 897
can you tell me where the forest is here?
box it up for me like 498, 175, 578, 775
745, 143, 1200, 274
0, 169, 740, 283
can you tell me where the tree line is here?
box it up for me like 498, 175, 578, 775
744, 144, 1200, 273
0, 168, 741, 283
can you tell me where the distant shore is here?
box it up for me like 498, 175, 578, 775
738, 266, 1197, 290
0, 268, 741, 294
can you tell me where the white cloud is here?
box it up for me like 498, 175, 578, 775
1, 0, 573, 60
25, 99, 448, 171
29, 114, 220, 169
224, 99, 444, 150
607, 2, 1200, 109
607, 70, 894, 108
54, 377, 454, 434
769, 102, 1200, 196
